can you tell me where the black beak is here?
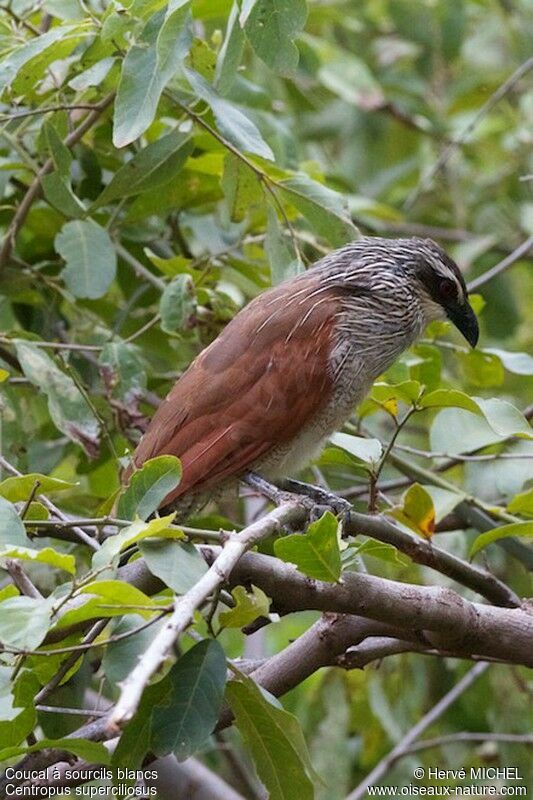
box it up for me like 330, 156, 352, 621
447, 301, 479, 348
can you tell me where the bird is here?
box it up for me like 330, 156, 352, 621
125, 236, 479, 515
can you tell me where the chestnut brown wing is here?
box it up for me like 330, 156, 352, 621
129, 274, 338, 505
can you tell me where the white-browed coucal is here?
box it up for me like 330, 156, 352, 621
126, 236, 479, 513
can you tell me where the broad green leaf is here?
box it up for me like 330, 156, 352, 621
0, 596, 54, 651
43, 120, 72, 179
215, 1, 245, 94
219, 584, 270, 628
243, 0, 307, 72
139, 539, 207, 594
508, 489, 533, 517
470, 522, 533, 559
423, 486, 463, 522
55, 219, 117, 299
0, 671, 38, 748
0, 473, 74, 503
57, 581, 157, 628
221, 153, 261, 222
98, 342, 146, 403
15, 341, 99, 456
151, 639, 227, 760
144, 249, 192, 277
159, 275, 196, 333
113, 671, 170, 774
226, 673, 315, 800
473, 398, 533, 439
102, 614, 166, 684
349, 539, 408, 567
372, 381, 422, 406
118, 455, 182, 520
0, 25, 79, 87
68, 56, 116, 90
0, 546, 75, 575
265, 206, 302, 284
279, 174, 358, 246
419, 389, 481, 414
0, 497, 30, 547
484, 348, 533, 375
458, 350, 504, 387
92, 130, 193, 209
92, 514, 176, 571
113, 5, 192, 147
0, 738, 110, 764
389, 483, 436, 539
330, 432, 382, 465
41, 172, 86, 218
274, 511, 341, 582
185, 68, 274, 160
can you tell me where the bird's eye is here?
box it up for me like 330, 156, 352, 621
439, 278, 457, 300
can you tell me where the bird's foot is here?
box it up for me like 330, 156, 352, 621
281, 478, 352, 517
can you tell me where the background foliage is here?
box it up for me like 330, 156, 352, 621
0, 0, 532, 797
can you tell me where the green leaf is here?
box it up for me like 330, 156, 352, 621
389, 483, 436, 539
0, 738, 110, 764
507, 489, 533, 517
226, 673, 315, 800
458, 350, 504, 387
215, 1, 245, 94
265, 206, 302, 284
0, 473, 74, 503
91, 514, 177, 571
92, 130, 193, 209
41, 172, 86, 218
349, 539, 408, 567
118, 455, 182, 520
113, 5, 193, 147
58, 581, 157, 628
279, 174, 358, 246
330, 432, 382, 465
0, 25, 79, 87
419, 389, 481, 414
159, 275, 196, 333
243, 0, 307, 72
185, 68, 274, 160
473, 397, 533, 439
221, 153, 261, 222
484, 348, 533, 375
0, 497, 30, 547
274, 511, 341, 582
55, 219, 117, 299
68, 56, 116, 90
102, 614, 166, 684
0, 596, 53, 650
470, 522, 533, 559
98, 342, 146, 403
43, 120, 72, 179
139, 539, 207, 594
372, 381, 422, 406
151, 639, 227, 760
15, 341, 99, 456
0, 546, 75, 575
219, 584, 270, 628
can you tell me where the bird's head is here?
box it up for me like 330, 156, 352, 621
405, 237, 479, 348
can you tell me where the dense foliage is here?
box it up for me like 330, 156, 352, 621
0, 1, 532, 798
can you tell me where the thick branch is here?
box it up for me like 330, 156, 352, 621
206, 548, 533, 665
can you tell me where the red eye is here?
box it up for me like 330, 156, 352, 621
439, 279, 457, 300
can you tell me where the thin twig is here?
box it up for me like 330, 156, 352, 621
346, 662, 489, 800
467, 236, 533, 291
106, 502, 307, 733
405, 57, 533, 210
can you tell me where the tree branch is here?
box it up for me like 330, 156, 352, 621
105, 502, 308, 735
